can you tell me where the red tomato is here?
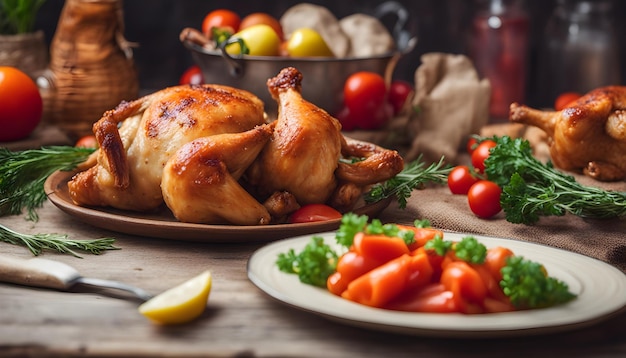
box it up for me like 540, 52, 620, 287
75, 135, 98, 148
467, 180, 502, 218
466, 137, 478, 154
341, 71, 391, 130
387, 80, 413, 115
471, 139, 497, 173
554, 92, 582, 111
288, 204, 342, 223
0, 67, 43, 142
447, 165, 479, 195
240, 12, 283, 40
202, 9, 241, 37
179, 65, 204, 85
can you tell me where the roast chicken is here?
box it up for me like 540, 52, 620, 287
68, 84, 267, 211
510, 86, 626, 181
68, 67, 404, 225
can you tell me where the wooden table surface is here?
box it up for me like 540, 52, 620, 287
1, 197, 625, 358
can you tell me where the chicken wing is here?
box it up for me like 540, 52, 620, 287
161, 125, 273, 225
510, 86, 626, 181
68, 84, 267, 211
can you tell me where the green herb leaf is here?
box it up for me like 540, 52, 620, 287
276, 236, 338, 287
423, 235, 450, 256
0, 223, 118, 258
335, 213, 368, 248
500, 255, 576, 309
0, 146, 94, 221
453, 236, 487, 264
364, 155, 451, 209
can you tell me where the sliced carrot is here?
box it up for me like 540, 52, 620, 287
342, 252, 433, 308
441, 261, 487, 305
352, 232, 409, 263
485, 246, 515, 282
327, 272, 348, 296
398, 225, 444, 249
335, 251, 383, 283
385, 283, 466, 313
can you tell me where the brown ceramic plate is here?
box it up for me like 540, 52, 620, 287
44, 170, 392, 242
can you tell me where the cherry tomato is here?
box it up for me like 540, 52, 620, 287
340, 71, 391, 130
288, 203, 342, 223
387, 80, 413, 115
467, 180, 502, 218
0, 66, 43, 142
554, 92, 582, 111
466, 137, 478, 154
471, 139, 497, 173
239, 12, 283, 40
75, 135, 98, 148
202, 9, 241, 37
179, 65, 204, 85
447, 165, 479, 195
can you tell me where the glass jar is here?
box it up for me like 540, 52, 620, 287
536, 0, 621, 107
469, 0, 529, 121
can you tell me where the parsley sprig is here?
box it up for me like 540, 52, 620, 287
501, 256, 576, 308
364, 155, 451, 209
484, 136, 626, 224
276, 236, 338, 287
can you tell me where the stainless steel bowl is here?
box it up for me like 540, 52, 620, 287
181, 2, 416, 118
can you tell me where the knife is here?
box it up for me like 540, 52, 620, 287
0, 254, 153, 301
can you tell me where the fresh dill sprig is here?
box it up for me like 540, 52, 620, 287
364, 155, 452, 209
0, 223, 118, 258
0, 146, 95, 221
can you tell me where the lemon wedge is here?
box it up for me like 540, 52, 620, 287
138, 270, 212, 325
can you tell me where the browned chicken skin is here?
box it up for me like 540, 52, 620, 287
246, 67, 344, 206
68, 84, 267, 211
510, 86, 626, 181
247, 67, 404, 213
162, 125, 274, 225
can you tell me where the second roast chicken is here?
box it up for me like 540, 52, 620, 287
510, 86, 626, 181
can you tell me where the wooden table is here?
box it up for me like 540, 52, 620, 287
1, 197, 625, 358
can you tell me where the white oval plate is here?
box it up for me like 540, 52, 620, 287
247, 231, 626, 338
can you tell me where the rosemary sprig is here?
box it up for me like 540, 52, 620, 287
364, 155, 452, 209
0, 146, 95, 221
0, 223, 118, 258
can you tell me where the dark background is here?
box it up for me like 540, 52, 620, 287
33, 0, 626, 108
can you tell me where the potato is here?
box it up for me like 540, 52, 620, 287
339, 14, 396, 57
280, 3, 350, 58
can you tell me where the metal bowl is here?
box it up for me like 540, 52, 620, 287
181, 2, 416, 118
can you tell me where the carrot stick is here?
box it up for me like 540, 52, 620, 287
342, 251, 433, 308
352, 232, 409, 263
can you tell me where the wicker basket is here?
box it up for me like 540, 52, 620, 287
38, 0, 139, 140
0, 31, 48, 77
